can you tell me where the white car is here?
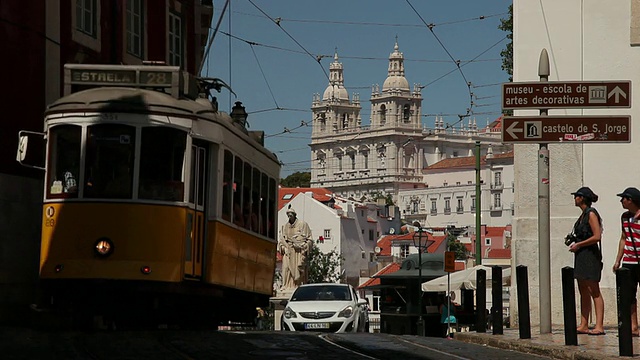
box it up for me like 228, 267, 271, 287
280, 283, 368, 333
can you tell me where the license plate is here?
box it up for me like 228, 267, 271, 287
304, 322, 330, 329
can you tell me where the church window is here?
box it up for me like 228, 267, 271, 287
380, 105, 386, 125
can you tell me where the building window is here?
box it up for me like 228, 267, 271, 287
369, 229, 374, 241
363, 152, 368, 169
456, 197, 464, 213
324, 229, 331, 239
76, 0, 97, 37
400, 244, 409, 259
168, 12, 183, 67
493, 193, 502, 209
126, 0, 144, 58
444, 198, 451, 215
443, 181, 448, 187
494, 171, 502, 186
485, 237, 492, 246
350, 153, 356, 170
471, 196, 476, 211
430, 199, 437, 215
337, 155, 343, 172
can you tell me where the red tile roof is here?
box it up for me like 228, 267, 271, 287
425, 151, 514, 170
376, 231, 441, 254
358, 262, 401, 289
485, 226, 509, 237
487, 248, 511, 259
278, 187, 333, 210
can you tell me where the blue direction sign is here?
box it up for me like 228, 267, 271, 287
502, 81, 631, 109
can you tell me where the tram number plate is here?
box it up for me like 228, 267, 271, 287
304, 322, 329, 330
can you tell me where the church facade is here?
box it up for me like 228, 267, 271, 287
309, 41, 511, 206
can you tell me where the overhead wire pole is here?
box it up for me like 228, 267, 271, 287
538, 49, 551, 334
475, 140, 481, 265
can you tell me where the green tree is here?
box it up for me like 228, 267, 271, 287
280, 171, 311, 187
306, 241, 343, 283
446, 232, 468, 260
498, 5, 513, 81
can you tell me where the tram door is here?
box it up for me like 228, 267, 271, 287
185, 141, 208, 279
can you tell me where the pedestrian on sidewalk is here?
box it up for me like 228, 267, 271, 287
613, 187, 640, 337
568, 187, 605, 336
439, 295, 457, 338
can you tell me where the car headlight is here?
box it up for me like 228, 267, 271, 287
338, 305, 354, 318
283, 306, 297, 319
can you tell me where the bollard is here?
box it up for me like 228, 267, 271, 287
476, 269, 487, 333
492, 266, 503, 335
561, 266, 578, 346
516, 265, 531, 339
617, 267, 633, 357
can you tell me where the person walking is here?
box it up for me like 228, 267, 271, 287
613, 187, 640, 337
439, 295, 457, 338
568, 187, 604, 336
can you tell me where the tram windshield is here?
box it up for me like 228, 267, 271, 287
47, 125, 81, 198
139, 127, 186, 201
84, 124, 136, 199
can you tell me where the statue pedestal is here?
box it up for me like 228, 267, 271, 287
270, 288, 295, 331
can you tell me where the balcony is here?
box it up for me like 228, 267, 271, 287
490, 205, 503, 212
456, 207, 464, 214
430, 209, 437, 216
490, 182, 504, 190
444, 207, 451, 215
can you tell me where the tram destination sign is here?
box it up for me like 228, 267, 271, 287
502, 115, 631, 143
502, 81, 631, 109
69, 68, 176, 88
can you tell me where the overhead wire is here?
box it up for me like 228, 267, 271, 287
247, 0, 329, 81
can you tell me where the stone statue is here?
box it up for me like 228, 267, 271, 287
278, 207, 313, 290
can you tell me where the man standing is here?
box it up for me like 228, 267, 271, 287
613, 187, 640, 337
279, 207, 312, 290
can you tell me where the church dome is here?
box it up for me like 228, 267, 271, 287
322, 84, 349, 101
382, 75, 410, 91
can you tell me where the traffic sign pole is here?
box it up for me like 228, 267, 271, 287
538, 49, 552, 335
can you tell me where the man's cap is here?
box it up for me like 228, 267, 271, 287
617, 187, 640, 203
286, 207, 296, 215
571, 187, 596, 200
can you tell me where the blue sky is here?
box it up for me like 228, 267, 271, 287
205, 0, 512, 178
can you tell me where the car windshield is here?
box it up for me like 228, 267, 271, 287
291, 285, 352, 301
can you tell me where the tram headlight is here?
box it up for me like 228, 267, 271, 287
94, 237, 114, 257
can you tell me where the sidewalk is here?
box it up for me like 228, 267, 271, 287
454, 326, 633, 360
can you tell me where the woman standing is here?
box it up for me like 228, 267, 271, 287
439, 295, 457, 338
569, 187, 605, 336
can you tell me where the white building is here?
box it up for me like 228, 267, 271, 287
277, 189, 400, 288
512, 0, 639, 327
399, 149, 514, 228
309, 42, 511, 204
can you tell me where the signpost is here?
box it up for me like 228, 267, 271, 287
501, 49, 633, 335
444, 251, 455, 272
502, 115, 631, 143
503, 81, 631, 109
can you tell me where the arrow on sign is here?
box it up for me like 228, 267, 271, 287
608, 86, 627, 103
506, 121, 523, 139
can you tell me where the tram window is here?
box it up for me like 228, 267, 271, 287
268, 178, 276, 239
251, 168, 261, 233
242, 162, 252, 230
221, 150, 233, 221
47, 125, 81, 199
260, 173, 268, 236
139, 127, 186, 201
233, 157, 244, 227
84, 124, 136, 199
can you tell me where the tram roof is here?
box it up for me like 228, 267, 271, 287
46, 87, 217, 118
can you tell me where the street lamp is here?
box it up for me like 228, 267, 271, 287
413, 226, 433, 336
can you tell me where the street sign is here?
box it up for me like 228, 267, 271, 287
502, 81, 631, 109
502, 116, 631, 143
444, 251, 455, 272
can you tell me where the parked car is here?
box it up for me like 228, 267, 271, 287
280, 283, 368, 333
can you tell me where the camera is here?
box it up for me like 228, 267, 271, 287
564, 233, 578, 246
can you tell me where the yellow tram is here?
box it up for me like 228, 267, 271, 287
18, 64, 279, 327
